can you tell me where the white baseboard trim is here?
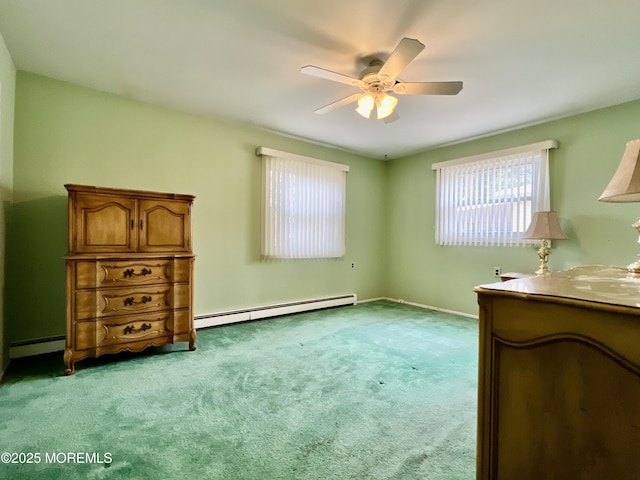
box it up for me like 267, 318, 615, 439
356, 297, 387, 304
384, 297, 478, 319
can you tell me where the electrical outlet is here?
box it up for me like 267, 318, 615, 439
493, 267, 502, 277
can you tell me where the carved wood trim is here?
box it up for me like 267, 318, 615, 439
493, 332, 640, 377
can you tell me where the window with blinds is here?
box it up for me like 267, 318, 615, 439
257, 147, 348, 259
432, 140, 557, 246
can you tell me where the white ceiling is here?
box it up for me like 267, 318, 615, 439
1, 0, 640, 159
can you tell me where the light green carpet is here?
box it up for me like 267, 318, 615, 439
0, 300, 478, 479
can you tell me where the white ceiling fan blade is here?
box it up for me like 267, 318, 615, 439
301, 65, 364, 88
383, 111, 400, 124
393, 81, 463, 95
313, 93, 364, 114
377, 37, 425, 83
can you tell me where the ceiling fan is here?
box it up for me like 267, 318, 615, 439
301, 37, 462, 123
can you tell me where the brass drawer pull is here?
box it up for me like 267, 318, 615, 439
123, 268, 152, 278
123, 323, 152, 335
123, 295, 152, 306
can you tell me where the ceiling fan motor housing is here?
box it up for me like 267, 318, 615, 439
359, 60, 394, 92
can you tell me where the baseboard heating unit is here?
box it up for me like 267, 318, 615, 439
194, 294, 357, 329
10, 336, 65, 359
8, 295, 357, 359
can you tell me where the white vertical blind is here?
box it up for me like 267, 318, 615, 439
433, 141, 556, 246
259, 149, 347, 259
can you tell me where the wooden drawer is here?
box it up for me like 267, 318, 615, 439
75, 309, 190, 350
75, 284, 190, 320
75, 258, 190, 289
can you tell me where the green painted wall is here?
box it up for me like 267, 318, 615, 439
0, 32, 15, 372
7, 72, 387, 343
386, 99, 640, 315
8, 69, 640, 343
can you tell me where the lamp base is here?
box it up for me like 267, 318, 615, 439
534, 240, 551, 275
627, 259, 640, 274
629, 219, 640, 274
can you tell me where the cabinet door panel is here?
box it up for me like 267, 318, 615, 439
138, 199, 191, 252
74, 194, 137, 253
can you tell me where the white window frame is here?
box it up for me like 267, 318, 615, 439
257, 147, 348, 259
432, 140, 558, 247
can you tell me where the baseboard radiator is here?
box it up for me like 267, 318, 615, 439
10, 336, 65, 359
8, 294, 357, 359
194, 294, 357, 329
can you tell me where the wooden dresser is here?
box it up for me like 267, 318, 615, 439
64, 184, 196, 375
475, 265, 640, 480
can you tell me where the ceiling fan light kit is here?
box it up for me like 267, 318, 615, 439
301, 37, 463, 122
355, 93, 398, 119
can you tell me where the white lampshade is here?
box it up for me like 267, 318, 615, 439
599, 139, 640, 202
522, 211, 567, 240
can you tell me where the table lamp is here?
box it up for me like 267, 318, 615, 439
599, 138, 640, 273
521, 211, 568, 274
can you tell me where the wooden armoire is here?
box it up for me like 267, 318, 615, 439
64, 184, 196, 375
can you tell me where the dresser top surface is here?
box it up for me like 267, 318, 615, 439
475, 265, 640, 310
